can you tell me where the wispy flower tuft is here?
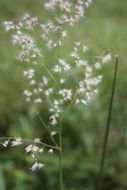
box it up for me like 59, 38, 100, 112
2, 0, 112, 172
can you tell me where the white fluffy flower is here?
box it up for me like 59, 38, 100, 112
95, 62, 102, 69
24, 69, 34, 79
22, 14, 39, 30
23, 90, 32, 97
11, 138, 22, 147
51, 131, 57, 136
31, 162, 44, 171
34, 138, 41, 143
102, 54, 111, 64
61, 31, 67, 38
59, 89, 72, 101
32, 48, 42, 58
4, 21, 15, 31
83, 45, 88, 52
34, 98, 42, 104
25, 145, 33, 153
59, 59, 70, 71
48, 149, 53, 153
49, 115, 58, 126
25, 145, 39, 153
53, 65, 61, 73
38, 148, 44, 153
2, 140, 9, 147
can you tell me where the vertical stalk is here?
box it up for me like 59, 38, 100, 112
58, 119, 63, 190
97, 56, 119, 190
57, 26, 63, 190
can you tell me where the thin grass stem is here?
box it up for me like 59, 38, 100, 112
41, 63, 58, 85
37, 114, 58, 147
60, 90, 77, 123
97, 55, 119, 190
57, 23, 63, 190
0, 137, 60, 150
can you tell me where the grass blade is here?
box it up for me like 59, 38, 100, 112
97, 55, 119, 190
0, 165, 6, 190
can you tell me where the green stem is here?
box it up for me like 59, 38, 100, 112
97, 56, 119, 190
37, 114, 58, 147
57, 26, 63, 189
60, 90, 77, 123
59, 120, 63, 190
0, 136, 60, 150
41, 63, 57, 85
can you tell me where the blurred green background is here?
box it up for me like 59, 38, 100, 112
0, 0, 127, 189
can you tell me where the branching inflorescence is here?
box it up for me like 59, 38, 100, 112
2, 0, 111, 174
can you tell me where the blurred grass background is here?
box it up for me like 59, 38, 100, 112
0, 0, 127, 189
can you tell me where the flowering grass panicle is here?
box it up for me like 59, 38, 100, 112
2, 0, 111, 176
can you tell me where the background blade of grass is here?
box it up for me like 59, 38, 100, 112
0, 165, 6, 190
97, 56, 119, 190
